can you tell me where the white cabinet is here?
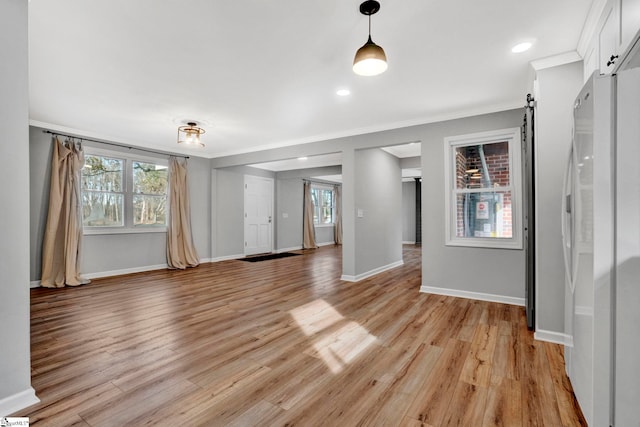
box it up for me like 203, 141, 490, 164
620, 0, 640, 49
599, 2, 620, 74
584, 0, 640, 78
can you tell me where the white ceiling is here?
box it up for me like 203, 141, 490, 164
29, 1, 593, 159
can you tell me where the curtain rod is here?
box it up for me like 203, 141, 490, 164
43, 130, 189, 159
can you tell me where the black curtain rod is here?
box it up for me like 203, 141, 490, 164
43, 130, 189, 159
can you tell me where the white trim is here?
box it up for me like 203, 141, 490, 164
530, 51, 582, 71
402, 241, 416, 245
275, 246, 303, 253
574, 305, 594, 317
419, 285, 525, 306
84, 227, 167, 236
0, 387, 39, 417
30, 280, 41, 288
210, 254, 245, 263
82, 264, 168, 280
199, 258, 213, 264
317, 241, 335, 247
576, 0, 609, 57
341, 260, 404, 282
534, 329, 574, 346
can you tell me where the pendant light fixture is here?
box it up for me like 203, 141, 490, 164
353, 0, 387, 76
177, 122, 205, 147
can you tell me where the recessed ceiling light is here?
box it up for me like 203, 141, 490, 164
511, 42, 533, 53
298, 156, 308, 161
336, 89, 351, 97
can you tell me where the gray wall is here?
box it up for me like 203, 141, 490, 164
272, 167, 342, 251
534, 61, 584, 333
0, 0, 37, 414
402, 181, 417, 243
350, 148, 403, 276
211, 169, 246, 258
210, 166, 275, 258
315, 226, 335, 245
29, 126, 212, 279
211, 109, 526, 297
275, 178, 303, 250
421, 109, 526, 299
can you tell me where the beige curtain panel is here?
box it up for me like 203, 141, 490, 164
41, 137, 89, 287
334, 184, 343, 245
303, 181, 318, 249
166, 156, 200, 269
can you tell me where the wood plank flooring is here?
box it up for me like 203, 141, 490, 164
18, 245, 587, 426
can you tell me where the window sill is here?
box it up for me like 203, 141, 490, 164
314, 223, 335, 228
84, 227, 167, 236
445, 237, 522, 250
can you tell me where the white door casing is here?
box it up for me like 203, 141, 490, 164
244, 175, 273, 255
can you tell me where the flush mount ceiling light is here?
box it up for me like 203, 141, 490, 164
511, 42, 533, 53
353, 0, 387, 76
177, 122, 205, 147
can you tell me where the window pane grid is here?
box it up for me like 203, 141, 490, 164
445, 128, 522, 249
312, 187, 334, 225
82, 153, 167, 230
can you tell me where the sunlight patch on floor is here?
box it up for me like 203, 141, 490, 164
290, 299, 378, 373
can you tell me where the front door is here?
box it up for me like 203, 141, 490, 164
244, 175, 273, 255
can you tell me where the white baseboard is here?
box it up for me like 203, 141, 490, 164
402, 241, 416, 245
32, 256, 241, 285
210, 254, 245, 263
534, 329, 573, 346
317, 241, 336, 247
0, 387, 39, 417
82, 264, 168, 280
419, 285, 525, 307
341, 260, 404, 282
275, 246, 303, 253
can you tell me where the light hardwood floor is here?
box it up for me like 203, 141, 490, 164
19, 245, 586, 426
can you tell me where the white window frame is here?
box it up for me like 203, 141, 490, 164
82, 147, 169, 235
311, 184, 335, 227
444, 127, 523, 249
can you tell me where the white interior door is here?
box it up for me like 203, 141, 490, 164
244, 175, 273, 255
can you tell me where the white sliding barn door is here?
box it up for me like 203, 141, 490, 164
244, 175, 273, 255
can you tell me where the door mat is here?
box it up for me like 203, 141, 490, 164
240, 252, 301, 262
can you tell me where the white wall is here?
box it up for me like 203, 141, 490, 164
421, 110, 526, 301
0, 0, 39, 415
534, 61, 584, 334
29, 126, 212, 280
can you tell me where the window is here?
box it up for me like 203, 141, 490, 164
82, 148, 168, 233
311, 186, 334, 225
444, 128, 522, 249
